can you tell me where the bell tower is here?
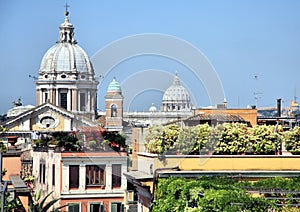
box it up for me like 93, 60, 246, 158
105, 78, 123, 131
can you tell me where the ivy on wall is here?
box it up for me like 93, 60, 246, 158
153, 177, 300, 212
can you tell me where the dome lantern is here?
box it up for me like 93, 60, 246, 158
58, 5, 77, 44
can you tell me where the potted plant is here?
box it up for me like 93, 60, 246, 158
88, 140, 98, 150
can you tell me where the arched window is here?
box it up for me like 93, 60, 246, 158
111, 104, 117, 117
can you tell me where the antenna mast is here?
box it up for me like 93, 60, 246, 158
254, 73, 262, 107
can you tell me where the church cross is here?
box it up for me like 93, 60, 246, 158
64, 2, 70, 13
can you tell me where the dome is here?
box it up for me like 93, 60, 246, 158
107, 77, 121, 93
161, 73, 191, 112
162, 74, 190, 102
40, 43, 94, 74
149, 103, 158, 112
7, 105, 35, 118
39, 11, 94, 75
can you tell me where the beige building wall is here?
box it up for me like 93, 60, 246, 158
2, 153, 22, 181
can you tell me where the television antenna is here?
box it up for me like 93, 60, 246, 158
253, 73, 262, 107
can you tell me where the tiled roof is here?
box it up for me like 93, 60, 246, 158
186, 113, 246, 122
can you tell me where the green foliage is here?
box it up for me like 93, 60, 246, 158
52, 132, 78, 150
29, 189, 66, 212
0, 162, 21, 210
176, 127, 198, 155
248, 125, 282, 154
88, 140, 98, 149
238, 177, 300, 208
214, 123, 249, 154
285, 126, 300, 154
153, 177, 282, 212
102, 131, 127, 148
0, 141, 7, 152
239, 177, 300, 191
145, 125, 180, 154
0, 125, 7, 152
77, 127, 127, 151
145, 123, 285, 155
0, 125, 6, 132
0, 192, 22, 211
33, 132, 79, 151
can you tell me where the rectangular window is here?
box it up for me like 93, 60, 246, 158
60, 93, 68, 109
52, 164, 55, 186
69, 165, 79, 189
89, 203, 104, 212
112, 164, 122, 188
80, 93, 86, 111
68, 203, 80, 212
44, 92, 48, 103
111, 202, 124, 212
39, 163, 42, 183
39, 162, 46, 184
42, 164, 46, 184
86, 165, 105, 187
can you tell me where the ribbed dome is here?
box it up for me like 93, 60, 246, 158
161, 73, 191, 112
40, 43, 94, 74
162, 75, 190, 102
39, 11, 94, 75
107, 77, 121, 93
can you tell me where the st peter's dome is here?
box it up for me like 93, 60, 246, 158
161, 73, 191, 112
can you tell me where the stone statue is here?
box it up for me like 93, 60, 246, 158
12, 97, 22, 107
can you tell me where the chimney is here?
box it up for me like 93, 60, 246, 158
277, 98, 281, 117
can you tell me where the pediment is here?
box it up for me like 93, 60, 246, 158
4, 103, 95, 132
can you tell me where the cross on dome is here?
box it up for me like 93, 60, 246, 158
58, 3, 77, 44
64, 2, 70, 16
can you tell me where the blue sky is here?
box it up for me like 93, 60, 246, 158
1, 0, 300, 114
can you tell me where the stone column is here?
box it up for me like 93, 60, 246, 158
105, 164, 112, 190
36, 89, 41, 106
72, 89, 77, 111
87, 90, 91, 112
79, 164, 86, 191
67, 89, 71, 111
121, 162, 127, 189
55, 89, 59, 106
62, 164, 69, 192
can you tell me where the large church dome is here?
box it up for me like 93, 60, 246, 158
161, 73, 191, 112
40, 43, 94, 74
35, 9, 99, 121
39, 11, 94, 76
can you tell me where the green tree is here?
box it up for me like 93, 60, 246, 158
145, 125, 180, 155
0, 192, 22, 211
29, 189, 66, 212
0, 125, 7, 152
285, 126, 300, 154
